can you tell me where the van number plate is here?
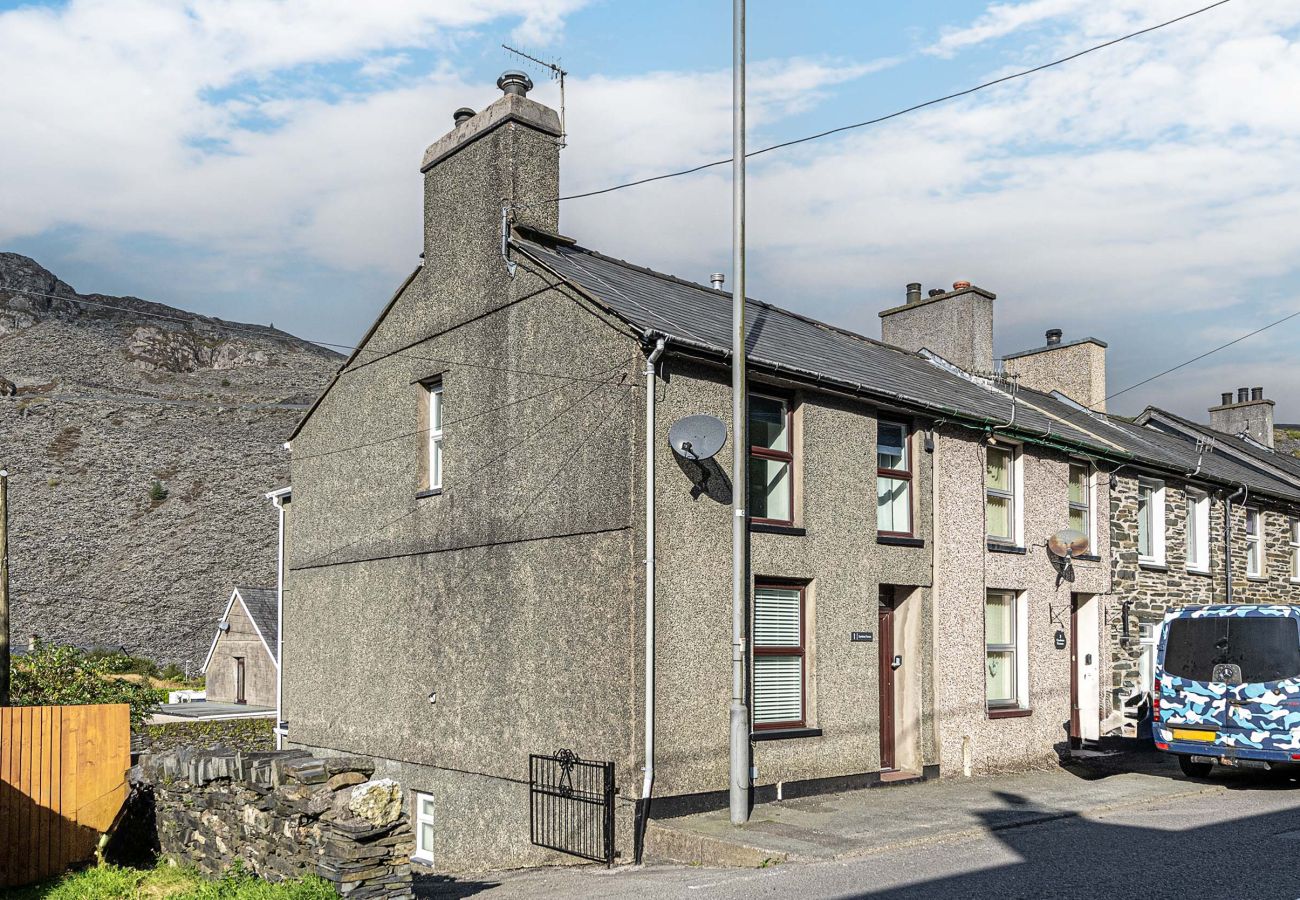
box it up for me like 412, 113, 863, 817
1171, 728, 1216, 742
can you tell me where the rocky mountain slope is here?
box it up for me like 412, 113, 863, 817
0, 252, 340, 670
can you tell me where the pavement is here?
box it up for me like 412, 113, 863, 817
418, 750, 1300, 899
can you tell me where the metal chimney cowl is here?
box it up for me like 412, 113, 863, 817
497, 70, 533, 97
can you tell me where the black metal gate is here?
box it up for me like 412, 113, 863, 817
529, 749, 616, 866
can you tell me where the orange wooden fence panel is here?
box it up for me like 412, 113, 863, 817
0, 704, 131, 888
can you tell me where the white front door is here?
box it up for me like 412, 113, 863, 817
1075, 594, 1100, 741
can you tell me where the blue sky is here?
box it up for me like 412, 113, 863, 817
2, 0, 1299, 421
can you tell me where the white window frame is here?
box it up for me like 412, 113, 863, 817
413, 791, 435, 863
1186, 489, 1210, 573
1290, 518, 1300, 583
1245, 507, 1262, 578
985, 443, 1022, 546
1068, 460, 1092, 543
1137, 479, 1166, 566
985, 590, 1029, 712
427, 381, 444, 490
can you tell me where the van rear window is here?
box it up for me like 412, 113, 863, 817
1164, 616, 1300, 683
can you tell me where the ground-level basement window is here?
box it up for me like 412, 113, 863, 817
985, 590, 1027, 712
753, 583, 805, 729
413, 792, 435, 863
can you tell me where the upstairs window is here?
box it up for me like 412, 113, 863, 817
425, 381, 444, 490
752, 583, 806, 729
985, 445, 1017, 544
1186, 490, 1210, 572
1291, 519, 1300, 581
877, 420, 913, 536
1137, 480, 1166, 564
1246, 507, 1262, 577
1068, 462, 1091, 541
749, 394, 793, 525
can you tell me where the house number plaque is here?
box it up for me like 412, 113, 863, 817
1054, 630, 1067, 650
851, 631, 874, 642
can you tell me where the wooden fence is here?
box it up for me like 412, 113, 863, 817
0, 703, 131, 888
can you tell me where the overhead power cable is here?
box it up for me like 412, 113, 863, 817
547, 0, 1235, 204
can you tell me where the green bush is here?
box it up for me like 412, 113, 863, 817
148, 480, 170, 504
4, 862, 338, 899
158, 662, 189, 682
86, 649, 160, 678
11, 641, 166, 729
144, 718, 275, 753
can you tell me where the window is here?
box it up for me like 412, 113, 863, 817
1137, 480, 1166, 564
749, 394, 793, 525
1068, 462, 1091, 540
877, 420, 912, 536
425, 381, 444, 490
1186, 490, 1210, 572
1164, 616, 1300, 683
412, 792, 435, 863
985, 445, 1016, 543
1245, 507, 1262, 577
753, 583, 805, 729
985, 590, 1027, 710
1291, 519, 1300, 581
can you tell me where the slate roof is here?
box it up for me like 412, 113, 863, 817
516, 237, 1300, 505
235, 586, 279, 662
1138, 407, 1300, 484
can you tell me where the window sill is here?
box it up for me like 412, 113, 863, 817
1186, 567, 1211, 577
877, 535, 924, 548
1138, 560, 1168, 572
1247, 575, 1268, 583
986, 542, 1026, 555
751, 727, 823, 742
749, 522, 806, 536
415, 488, 443, 499
1074, 554, 1100, 562
987, 707, 1032, 719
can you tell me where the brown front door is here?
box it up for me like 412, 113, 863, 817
235, 657, 246, 704
879, 588, 896, 771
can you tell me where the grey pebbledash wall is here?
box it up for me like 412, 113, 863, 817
132, 749, 414, 899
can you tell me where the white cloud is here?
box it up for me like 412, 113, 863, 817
927, 0, 1088, 57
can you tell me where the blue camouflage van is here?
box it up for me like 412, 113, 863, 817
1153, 604, 1300, 777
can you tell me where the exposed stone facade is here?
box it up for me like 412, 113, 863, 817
133, 749, 413, 898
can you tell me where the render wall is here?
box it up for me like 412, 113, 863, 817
649, 358, 938, 799
1109, 475, 1300, 706
1001, 341, 1107, 411
932, 427, 1113, 775
206, 598, 277, 708
879, 291, 995, 373
285, 259, 644, 869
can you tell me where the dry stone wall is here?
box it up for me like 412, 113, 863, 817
133, 749, 414, 899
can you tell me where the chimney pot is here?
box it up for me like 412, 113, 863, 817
1221, 392, 1233, 406
1238, 387, 1249, 403
928, 288, 944, 297
1251, 387, 1264, 402
497, 70, 533, 97
1046, 328, 1063, 346
710, 273, 725, 291
453, 107, 475, 125
906, 283, 922, 304
953, 280, 971, 291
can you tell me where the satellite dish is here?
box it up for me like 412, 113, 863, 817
668, 415, 727, 460
218, 621, 231, 633
1047, 528, 1090, 559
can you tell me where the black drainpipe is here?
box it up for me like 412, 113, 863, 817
1225, 485, 1247, 602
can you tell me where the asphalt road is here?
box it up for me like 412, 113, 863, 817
422, 769, 1300, 899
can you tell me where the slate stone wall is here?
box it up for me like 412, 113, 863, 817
132, 749, 413, 899
1109, 475, 1300, 708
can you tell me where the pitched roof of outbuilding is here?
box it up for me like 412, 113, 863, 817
515, 236, 1300, 505
235, 586, 279, 661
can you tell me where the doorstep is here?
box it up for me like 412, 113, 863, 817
645, 754, 1219, 867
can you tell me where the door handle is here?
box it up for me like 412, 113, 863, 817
892, 655, 903, 670
1085, 653, 1092, 666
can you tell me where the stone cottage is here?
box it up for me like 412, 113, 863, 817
203, 585, 279, 708
279, 73, 1300, 871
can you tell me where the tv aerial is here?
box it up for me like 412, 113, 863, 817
668, 415, 727, 461
502, 44, 568, 148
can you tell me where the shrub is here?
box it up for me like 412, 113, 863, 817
148, 480, 170, 504
87, 649, 160, 678
145, 718, 275, 753
11, 640, 166, 728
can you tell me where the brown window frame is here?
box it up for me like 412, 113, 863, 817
876, 418, 915, 538
752, 579, 807, 731
749, 392, 796, 527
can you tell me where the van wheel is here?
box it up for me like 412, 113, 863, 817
1178, 756, 1213, 778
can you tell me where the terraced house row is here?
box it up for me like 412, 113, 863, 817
275, 74, 1300, 870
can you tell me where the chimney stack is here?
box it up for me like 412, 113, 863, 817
879, 280, 996, 372
419, 72, 562, 278
1210, 387, 1275, 448
1001, 328, 1108, 411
